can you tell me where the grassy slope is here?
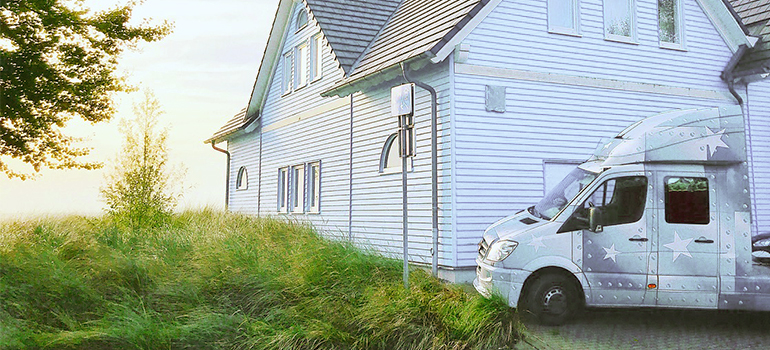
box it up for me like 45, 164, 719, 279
0, 210, 521, 350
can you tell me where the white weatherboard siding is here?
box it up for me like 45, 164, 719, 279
228, 134, 260, 214
450, 0, 740, 267
350, 61, 454, 267
748, 80, 770, 234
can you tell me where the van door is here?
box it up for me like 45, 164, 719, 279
560, 173, 652, 306
654, 171, 719, 308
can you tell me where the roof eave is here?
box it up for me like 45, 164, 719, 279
321, 55, 430, 97
697, 0, 756, 53
429, 0, 503, 63
204, 114, 260, 144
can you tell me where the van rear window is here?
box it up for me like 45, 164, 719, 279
665, 177, 709, 224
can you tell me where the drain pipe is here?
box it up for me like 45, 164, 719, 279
403, 62, 439, 277
721, 44, 748, 105
211, 142, 230, 210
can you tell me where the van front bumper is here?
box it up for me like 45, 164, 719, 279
473, 259, 527, 308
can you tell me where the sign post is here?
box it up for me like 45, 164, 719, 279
391, 83, 415, 289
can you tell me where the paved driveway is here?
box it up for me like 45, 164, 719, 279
521, 308, 770, 349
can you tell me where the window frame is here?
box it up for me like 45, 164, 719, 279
307, 161, 321, 213
278, 167, 289, 213
236, 166, 248, 190
547, 0, 581, 37
290, 164, 306, 213
295, 7, 308, 32
295, 41, 309, 89
658, 0, 686, 50
310, 34, 323, 82
282, 51, 293, 95
379, 133, 413, 174
603, 0, 638, 44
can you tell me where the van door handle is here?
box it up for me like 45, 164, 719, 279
629, 237, 648, 242
695, 237, 714, 244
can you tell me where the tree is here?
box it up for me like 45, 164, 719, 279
0, 0, 171, 179
101, 90, 181, 228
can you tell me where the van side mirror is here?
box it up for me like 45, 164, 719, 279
588, 207, 603, 233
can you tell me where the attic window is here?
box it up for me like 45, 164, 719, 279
296, 8, 308, 31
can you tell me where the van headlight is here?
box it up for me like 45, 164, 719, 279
486, 240, 518, 262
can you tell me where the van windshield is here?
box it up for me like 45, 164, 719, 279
533, 167, 598, 220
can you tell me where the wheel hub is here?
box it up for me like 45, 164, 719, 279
542, 286, 567, 315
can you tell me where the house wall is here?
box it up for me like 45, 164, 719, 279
349, 61, 454, 268
747, 79, 770, 234
451, 0, 739, 267
228, 133, 260, 213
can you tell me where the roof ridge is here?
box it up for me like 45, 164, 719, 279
347, 0, 405, 76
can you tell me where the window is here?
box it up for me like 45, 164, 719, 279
308, 162, 321, 213
296, 8, 308, 31
379, 133, 412, 173
291, 164, 305, 213
236, 166, 248, 190
561, 176, 647, 232
282, 51, 293, 94
665, 177, 709, 224
278, 167, 289, 212
604, 0, 636, 42
658, 0, 684, 49
548, 0, 580, 36
295, 42, 308, 89
311, 34, 323, 81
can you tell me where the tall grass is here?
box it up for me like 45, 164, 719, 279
0, 210, 521, 349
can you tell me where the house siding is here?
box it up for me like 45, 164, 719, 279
228, 134, 260, 214
748, 79, 770, 234
451, 0, 739, 267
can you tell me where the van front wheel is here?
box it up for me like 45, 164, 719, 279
524, 274, 580, 325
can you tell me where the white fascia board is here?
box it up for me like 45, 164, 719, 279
430, 0, 504, 64
245, 0, 295, 118
695, 0, 754, 53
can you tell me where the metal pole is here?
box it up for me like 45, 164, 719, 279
402, 120, 409, 289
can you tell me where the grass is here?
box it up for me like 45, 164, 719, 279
0, 210, 521, 349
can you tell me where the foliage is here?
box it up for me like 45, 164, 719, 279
100, 90, 181, 229
0, 211, 522, 349
0, 0, 171, 179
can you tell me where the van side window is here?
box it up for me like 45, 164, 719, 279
665, 177, 709, 224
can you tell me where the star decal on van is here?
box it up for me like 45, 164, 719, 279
702, 128, 728, 157
603, 244, 620, 263
528, 235, 546, 253
664, 232, 692, 262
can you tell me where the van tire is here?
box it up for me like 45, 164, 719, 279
524, 273, 579, 325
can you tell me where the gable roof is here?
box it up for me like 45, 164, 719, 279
729, 0, 770, 78
305, 0, 402, 74
205, 108, 257, 144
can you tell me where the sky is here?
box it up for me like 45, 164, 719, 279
0, 0, 279, 217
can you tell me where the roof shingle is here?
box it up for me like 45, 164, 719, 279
729, 0, 770, 76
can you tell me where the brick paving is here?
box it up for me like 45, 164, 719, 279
521, 308, 770, 349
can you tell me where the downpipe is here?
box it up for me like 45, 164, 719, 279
403, 63, 439, 277
211, 142, 230, 210
721, 44, 748, 105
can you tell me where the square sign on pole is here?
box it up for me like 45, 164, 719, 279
391, 83, 414, 117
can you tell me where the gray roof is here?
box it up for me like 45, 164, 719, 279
205, 108, 250, 144
331, 0, 486, 91
730, 0, 770, 76
306, 0, 402, 75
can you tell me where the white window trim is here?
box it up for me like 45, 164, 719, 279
603, 0, 638, 44
294, 41, 309, 90
278, 167, 289, 213
290, 164, 305, 214
658, 0, 686, 51
295, 7, 308, 33
311, 34, 324, 82
282, 51, 293, 95
307, 161, 321, 214
547, 0, 581, 37
379, 133, 414, 175
236, 166, 248, 190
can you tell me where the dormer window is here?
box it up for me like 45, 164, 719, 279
296, 8, 308, 32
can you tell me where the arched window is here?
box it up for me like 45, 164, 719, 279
379, 133, 412, 173
295, 7, 308, 31
236, 166, 248, 190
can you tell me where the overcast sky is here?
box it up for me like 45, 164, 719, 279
0, 0, 279, 217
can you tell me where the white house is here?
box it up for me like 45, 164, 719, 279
207, 0, 770, 282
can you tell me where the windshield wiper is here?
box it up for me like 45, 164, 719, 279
528, 206, 545, 220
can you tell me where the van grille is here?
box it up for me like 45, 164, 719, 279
478, 238, 489, 260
